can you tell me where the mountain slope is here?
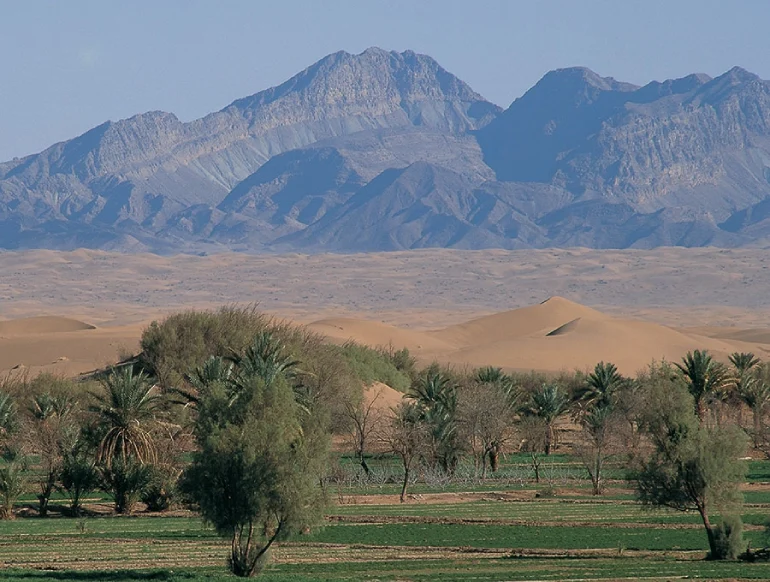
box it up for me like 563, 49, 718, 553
0, 48, 499, 251
3, 53, 770, 252
478, 66, 770, 219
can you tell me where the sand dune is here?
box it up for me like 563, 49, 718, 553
365, 382, 404, 411
0, 316, 96, 335
0, 324, 143, 377
2, 297, 769, 379
309, 297, 770, 375
432, 297, 607, 346
307, 317, 455, 354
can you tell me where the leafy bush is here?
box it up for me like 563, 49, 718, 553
337, 341, 411, 392
60, 451, 100, 516
101, 458, 152, 515
140, 306, 270, 388
0, 461, 26, 519
141, 465, 179, 512
711, 515, 744, 560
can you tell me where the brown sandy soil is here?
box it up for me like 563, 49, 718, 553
0, 319, 143, 377
2, 248, 770, 376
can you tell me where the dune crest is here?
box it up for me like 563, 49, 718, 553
307, 317, 455, 353
0, 316, 96, 336
431, 295, 607, 346
309, 298, 770, 375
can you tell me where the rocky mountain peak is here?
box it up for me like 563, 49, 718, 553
3, 55, 770, 254
514, 66, 638, 110
227, 47, 498, 123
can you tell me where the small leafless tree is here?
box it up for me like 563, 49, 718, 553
344, 385, 388, 475
456, 381, 516, 478
380, 401, 427, 503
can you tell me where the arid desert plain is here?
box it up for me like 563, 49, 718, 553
2, 247, 769, 378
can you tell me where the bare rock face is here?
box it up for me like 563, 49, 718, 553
2, 50, 770, 252
0, 48, 498, 251
478, 67, 770, 219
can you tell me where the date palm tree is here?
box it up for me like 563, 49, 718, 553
0, 391, 18, 442
28, 393, 77, 517
90, 367, 161, 467
737, 363, 770, 448
522, 384, 570, 455
229, 331, 299, 388
675, 350, 728, 422
411, 370, 459, 473
178, 355, 234, 407
576, 361, 624, 411
729, 352, 761, 376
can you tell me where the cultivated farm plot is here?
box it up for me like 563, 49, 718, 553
3, 480, 770, 581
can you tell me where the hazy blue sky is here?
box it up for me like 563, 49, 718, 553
2, 0, 769, 161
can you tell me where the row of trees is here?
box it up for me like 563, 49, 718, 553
355, 351, 763, 560
0, 305, 767, 573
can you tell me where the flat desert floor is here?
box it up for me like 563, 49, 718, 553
1, 247, 770, 377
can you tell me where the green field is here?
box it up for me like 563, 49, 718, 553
3, 468, 770, 581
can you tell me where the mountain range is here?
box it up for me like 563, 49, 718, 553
3, 47, 770, 253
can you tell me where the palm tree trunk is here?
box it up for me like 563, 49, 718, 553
754, 406, 763, 449
489, 445, 499, 473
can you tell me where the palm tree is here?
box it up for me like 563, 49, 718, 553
0, 391, 17, 441
476, 366, 507, 385
675, 350, 728, 422
229, 332, 299, 388
30, 393, 75, 421
576, 362, 624, 411
522, 384, 570, 455
411, 370, 459, 473
28, 393, 77, 517
91, 367, 161, 467
737, 363, 770, 448
178, 356, 234, 407
729, 352, 761, 376
190, 356, 234, 389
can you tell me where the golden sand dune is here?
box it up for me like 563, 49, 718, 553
307, 317, 455, 354
0, 316, 96, 336
431, 297, 607, 346
0, 324, 143, 377
365, 382, 404, 411
2, 294, 769, 380
309, 297, 770, 375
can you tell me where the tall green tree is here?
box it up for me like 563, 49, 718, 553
634, 377, 748, 559
736, 363, 770, 448
181, 335, 328, 578
521, 384, 569, 455
91, 367, 161, 514
575, 361, 624, 411
26, 393, 78, 516
675, 350, 728, 421
411, 369, 460, 474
